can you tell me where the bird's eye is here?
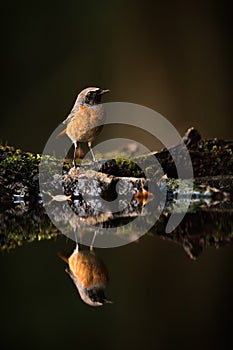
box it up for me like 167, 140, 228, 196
89, 90, 96, 96
92, 88, 101, 94
85, 89, 101, 105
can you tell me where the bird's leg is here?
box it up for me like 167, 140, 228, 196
90, 229, 97, 251
73, 230, 80, 253
87, 141, 99, 170
72, 141, 77, 167
88, 141, 97, 162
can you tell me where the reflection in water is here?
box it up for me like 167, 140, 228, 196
0, 192, 233, 259
40, 169, 163, 248
59, 240, 112, 307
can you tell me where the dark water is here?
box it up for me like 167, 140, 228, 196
1, 229, 233, 350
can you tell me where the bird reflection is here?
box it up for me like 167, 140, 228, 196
133, 188, 154, 206
59, 235, 112, 307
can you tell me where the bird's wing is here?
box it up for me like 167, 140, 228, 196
62, 113, 74, 125
62, 104, 80, 124
56, 128, 67, 138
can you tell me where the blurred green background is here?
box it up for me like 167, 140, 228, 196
1, 1, 233, 349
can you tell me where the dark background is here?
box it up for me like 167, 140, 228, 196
1, 1, 233, 152
1, 1, 233, 349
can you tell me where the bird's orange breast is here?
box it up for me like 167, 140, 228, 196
68, 250, 109, 289
66, 105, 105, 143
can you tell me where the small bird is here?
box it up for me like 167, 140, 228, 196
58, 87, 109, 166
59, 244, 112, 307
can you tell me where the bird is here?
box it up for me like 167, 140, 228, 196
58, 87, 109, 166
59, 243, 112, 307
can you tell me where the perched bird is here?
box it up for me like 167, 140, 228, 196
58, 87, 109, 166
59, 244, 112, 307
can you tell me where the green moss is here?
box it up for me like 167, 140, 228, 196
115, 157, 143, 177
0, 146, 41, 181
0, 206, 60, 251
1, 231, 58, 251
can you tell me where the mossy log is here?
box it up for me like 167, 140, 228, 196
1, 127, 233, 202
0, 127, 233, 257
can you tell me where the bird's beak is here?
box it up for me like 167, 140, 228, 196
105, 299, 113, 304
101, 89, 110, 94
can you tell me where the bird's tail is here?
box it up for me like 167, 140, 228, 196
57, 252, 69, 263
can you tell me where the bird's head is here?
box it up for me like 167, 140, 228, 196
78, 87, 109, 106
